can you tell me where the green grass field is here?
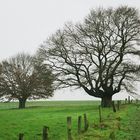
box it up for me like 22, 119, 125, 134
0, 100, 140, 140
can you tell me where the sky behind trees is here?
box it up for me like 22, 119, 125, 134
0, 0, 140, 100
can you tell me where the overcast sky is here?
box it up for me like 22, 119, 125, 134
0, 0, 140, 100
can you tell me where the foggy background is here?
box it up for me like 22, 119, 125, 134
0, 0, 140, 100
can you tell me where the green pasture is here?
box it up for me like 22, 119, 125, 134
0, 100, 139, 140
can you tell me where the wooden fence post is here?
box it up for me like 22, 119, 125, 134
19, 133, 24, 140
125, 98, 127, 104
128, 96, 130, 104
42, 126, 49, 140
78, 116, 82, 134
117, 101, 120, 111
98, 105, 102, 123
112, 101, 116, 112
67, 116, 72, 140
83, 114, 88, 131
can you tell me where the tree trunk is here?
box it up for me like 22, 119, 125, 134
18, 98, 26, 109
101, 95, 112, 107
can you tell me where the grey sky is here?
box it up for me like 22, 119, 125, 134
0, 0, 140, 100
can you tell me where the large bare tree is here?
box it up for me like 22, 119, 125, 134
0, 53, 55, 108
39, 6, 140, 107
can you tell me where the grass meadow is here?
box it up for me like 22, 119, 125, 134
0, 100, 139, 140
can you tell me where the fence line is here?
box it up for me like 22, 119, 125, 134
17, 99, 136, 140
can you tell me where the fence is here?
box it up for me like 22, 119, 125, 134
17, 97, 138, 140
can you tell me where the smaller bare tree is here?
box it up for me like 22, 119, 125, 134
0, 53, 55, 109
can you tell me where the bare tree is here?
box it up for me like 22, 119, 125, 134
39, 6, 140, 107
0, 53, 55, 109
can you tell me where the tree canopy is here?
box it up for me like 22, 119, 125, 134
39, 6, 140, 107
0, 53, 55, 108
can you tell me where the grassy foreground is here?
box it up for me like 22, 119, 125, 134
0, 101, 139, 140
